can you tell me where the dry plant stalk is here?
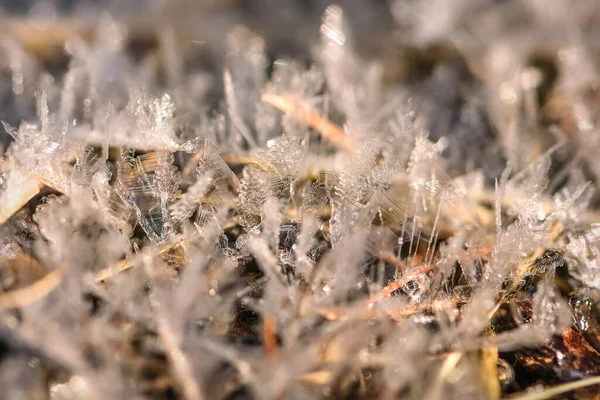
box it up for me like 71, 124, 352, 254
376, 263, 436, 299
263, 314, 279, 361
0, 268, 64, 310
154, 315, 204, 400
262, 94, 356, 152
0, 177, 43, 224
95, 239, 187, 282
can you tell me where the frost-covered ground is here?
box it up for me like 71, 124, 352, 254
2, 1, 600, 399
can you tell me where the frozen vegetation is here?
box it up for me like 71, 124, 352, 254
2, 1, 600, 399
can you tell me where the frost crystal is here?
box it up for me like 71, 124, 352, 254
3, 2, 600, 399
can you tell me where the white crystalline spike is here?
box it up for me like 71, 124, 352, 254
411, 225, 423, 266
326, 231, 366, 302
3, 39, 37, 97
328, 138, 392, 244
262, 197, 280, 252
2, 121, 19, 139
59, 66, 78, 124
225, 26, 268, 146
365, 226, 397, 263
504, 152, 552, 217
33, 191, 129, 271
74, 145, 97, 174
96, 14, 126, 52
320, 5, 348, 58
495, 178, 502, 237
425, 200, 442, 266
38, 91, 50, 135
435, 230, 468, 281
224, 70, 257, 148
169, 174, 213, 223
226, 26, 268, 82
154, 314, 204, 400
91, 167, 111, 207
159, 27, 183, 86
532, 274, 572, 334
552, 181, 593, 221
407, 195, 420, 265
247, 236, 287, 290
1, 122, 18, 140
102, 101, 115, 161
294, 215, 318, 276
407, 136, 440, 191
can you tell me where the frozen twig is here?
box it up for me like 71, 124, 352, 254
509, 376, 600, 400
0, 268, 64, 310
154, 314, 204, 400
0, 177, 43, 224
262, 93, 356, 152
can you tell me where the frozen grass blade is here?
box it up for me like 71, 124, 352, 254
0, 268, 64, 310
262, 93, 356, 152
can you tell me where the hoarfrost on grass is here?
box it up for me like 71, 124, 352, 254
3, 1, 600, 399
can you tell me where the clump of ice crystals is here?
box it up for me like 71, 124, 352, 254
2, 2, 600, 399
